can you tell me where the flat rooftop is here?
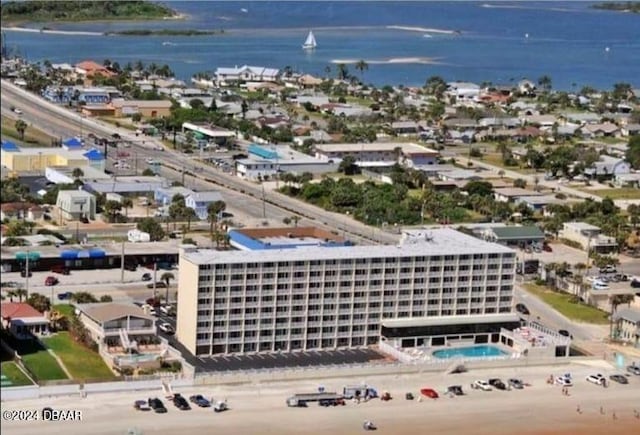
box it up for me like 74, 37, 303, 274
229, 227, 350, 251
184, 228, 514, 265
315, 142, 438, 155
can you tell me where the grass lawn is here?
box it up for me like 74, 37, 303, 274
20, 346, 68, 381
1, 115, 58, 147
52, 304, 75, 318
523, 283, 610, 324
42, 332, 115, 381
588, 188, 640, 200
480, 154, 537, 174
1, 361, 34, 386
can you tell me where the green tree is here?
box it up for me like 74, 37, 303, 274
513, 178, 527, 188
424, 76, 447, 99
463, 181, 494, 197
338, 155, 360, 175
537, 75, 552, 92
336, 63, 349, 81
14, 119, 28, 140
103, 200, 122, 222
121, 197, 133, 218
137, 218, 165, 241
71, 167, 84, 180
189, 98, 205, 110
207, 200, 227, 244
100, 295, 113, 302
161, 271, 175, 302
71, 292, 98, 303
626, 135, 640, 169
354, 60, 368, 81
26, 292, 50, 312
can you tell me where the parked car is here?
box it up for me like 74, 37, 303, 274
45, 276, 59, 286
189, 395, 211, 408
147, 398, 167, 413
515, 303, 530, 315
124, 263, 138, 272
51, 265, 70, 275
470, 380, 492, 391
172, 394, 191, 410
134, 400, 151, 411
508, 379, 524, 389
419, 388, 439, 399
555, 375, 573, 387
630, 280, 640, 289
147, 282, 167, 289
543, 244, 553, 252
158, 322, 175, 335
592, 282, 610, 290
57, 292, 73, 301
141, 273, 152, 281
609, 374, 628, 385
488, 378, 507, 390
160, 305, 175, 316
599, 265, 617, 274
20, 270, 33, 278
446, 385, 464, 396
627, 365, 640, 375
586, 374, 606, 385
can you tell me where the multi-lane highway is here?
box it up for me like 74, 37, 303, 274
1, 80, 399, 245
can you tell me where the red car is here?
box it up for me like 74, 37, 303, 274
420, 388, 439, 399
543, 244, 553, 252
45, 276, 59, 286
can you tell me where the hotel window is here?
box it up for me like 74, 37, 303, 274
293, 283, 304, 290
385, 268, 397, 275
384, 279, 396, 285
456, 309, 468, 315
277, 272, 290, 279
371, 268, 382, 274
485, 307, 496, 313
459, 276, 469, 282
325, 270, 337, 276
473, 264, 484, 270
429, 266, 441, 273
429, 277, 440, 284
340, 259, 352, 266
293, 271, 305, 278
355, 269, 367, 276
427, 310, 438, 316
442, 310, 452, 316
414, 278, 425, 284
264, 273, 274, 279
279, 261, 291, 267
383, 301, 395, 307
368, 302, 381, 308
431, 256, 442, 262
261, 307, 273, 313
294, 261, 305, 267
340, 281, 351, 287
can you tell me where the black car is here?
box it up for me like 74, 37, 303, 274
488, 378, 507, 390
141, 273, 152, 282
631, 280, 640, 289
20, 270, 33, 278
609, 374, 629, 385
447, 385, 464, 396
148, 398, 167, 413
515, 303, 530, 315
508, 378, 524, 389
189, 395, 211, 408
173, 394, 191, 410
147, 282, 167, 289
124, 263, 138, 272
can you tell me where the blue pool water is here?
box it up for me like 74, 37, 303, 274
432, 345, 508, 359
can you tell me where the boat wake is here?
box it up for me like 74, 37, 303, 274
387, 25, 460, 35
331, 57, 442, 65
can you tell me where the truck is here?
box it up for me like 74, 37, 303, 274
286, 393, 343, 407
128, 229, 151, 243
342, 384, 378, 400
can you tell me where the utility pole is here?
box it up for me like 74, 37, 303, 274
25, 249, 30, 299
261, 184, 266, 219
120, 240, 125, 283
152, 262, 158, 300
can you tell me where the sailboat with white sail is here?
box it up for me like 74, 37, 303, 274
302, 30, 317, 50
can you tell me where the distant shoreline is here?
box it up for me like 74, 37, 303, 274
1, 24, 223, 38
386, 25, 461, 35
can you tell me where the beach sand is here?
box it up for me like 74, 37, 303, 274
3, 363, 639, 434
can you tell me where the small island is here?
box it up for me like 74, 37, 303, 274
0, 0, 179, 25
591, 2, 640, 13
107, 29, 225, 37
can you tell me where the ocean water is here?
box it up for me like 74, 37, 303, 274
3, 1, 639, 89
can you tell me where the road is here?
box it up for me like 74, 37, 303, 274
1, 80, 398, 245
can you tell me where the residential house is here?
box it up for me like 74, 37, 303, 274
515, 195, 564, 212
1, 303, 49, 339
494, 187, 543, 203
214, 65, 280, 84
0, 203, 43, 221
391, 121, 420, 136
584, 155, 630, 179
74, 60, 115, 79
111, 99, 172, 118
612, 308, 640, 347
615, 173, 640, 188
559, 222, 618, 254
439, 169, 481, 182
0, 144, 93, 174
579, 123, 621, 139
185, 191, 225, 221
446, 82, 481, 101
517, 80, 536, 95
522, 114, 556, 129
55, 189, 96, 221
621, 124, 640, 137
154, 186, 195, 207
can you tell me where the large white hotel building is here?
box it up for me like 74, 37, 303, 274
177, 228, 518, 356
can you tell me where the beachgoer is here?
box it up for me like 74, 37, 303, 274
600, 406, 604, 415
577, 405, 581, 414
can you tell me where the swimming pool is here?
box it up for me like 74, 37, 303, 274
432, 345, 508, 359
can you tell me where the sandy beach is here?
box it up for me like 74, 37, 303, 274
331, 57, 442, 65
386, 25, 459, 35
3, 362, 639, 435
1, 27, 103, 36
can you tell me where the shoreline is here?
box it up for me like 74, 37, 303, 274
386, 25, 461, 35
331, 57, 443, 65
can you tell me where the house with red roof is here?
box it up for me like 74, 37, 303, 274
75, 60, 115, 79
1, 303, 49, 339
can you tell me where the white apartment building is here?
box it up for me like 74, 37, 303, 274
177, 229, 517, 356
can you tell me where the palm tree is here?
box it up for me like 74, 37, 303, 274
71, 167, 84, 181
324, 65, 331, 78
354, 60, 368, 81
160, 272, 175, 303
6, 290, 18, 302
14, 288, 28, 302
207, 200, 226, 243
336, 63, 349, 81
121, 197, 133, 219
15, 119, 28, 140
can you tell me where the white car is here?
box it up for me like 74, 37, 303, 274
592, 282, 610, 290
586, 374, 606, 385
158, 322, 175, 335
555, 376, 573, 387
470, 380, 492, 391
